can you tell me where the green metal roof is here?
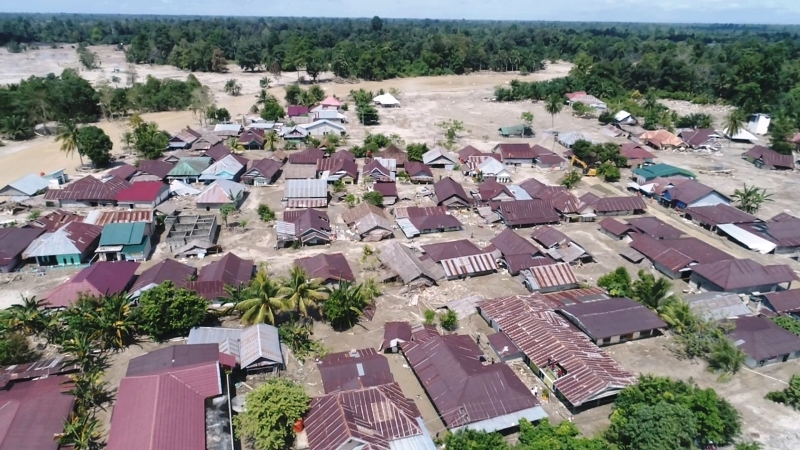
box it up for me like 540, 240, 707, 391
99, 222, 147, 246
498, 124, 533, 136
167, 157, 212, 177
632, 163, 695, 180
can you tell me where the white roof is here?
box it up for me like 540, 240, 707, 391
0, 173, 51, 197
614, 110, 632, 121
422, 147, 459, 165
199, 154, 244, 180
299, 119, 345, 132
477, 158, 509, 177
196, 179, 245, 204
214, 123, 242, 132
717, 223, 777, 254
373, 93, 400, 105
23, 227, 80, 258
506, 185, 531, 200
721, 127, 757, 142
169, 180, 201, 196
284, 179, 328, 199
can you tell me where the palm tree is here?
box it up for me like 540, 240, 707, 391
731, 184, 773, 214
544, 94, 564, 129
325, 281, 367, 330
708, 338, 746, 374
259, 76, 271, 89
359, 278, 382, 302
0, 115, 33, 140
56, 121, 84, 166
234, 269, 287, 325
66, 367, 114, 415
560, 170, 582, 189
90, 294, 136, 351
224, 78, 242, 96
5, 296, 47, 336
279, 266, 329, 319
632, 271, 677, 310
61, 331, 108, 374
658, 299, 696, 334
57, 414, 102, 450
723, 109, 746, 142
265, 130, 279, 151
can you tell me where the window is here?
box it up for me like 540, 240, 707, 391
602, 337, 612, 344
640, 329, 651, 337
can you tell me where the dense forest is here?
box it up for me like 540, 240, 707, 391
2, 15, 800, 132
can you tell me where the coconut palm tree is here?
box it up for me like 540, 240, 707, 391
723, 109, 746, 142
658, 299, 696, 335
731, 184, 773, 214
259, 76, 271, 89
89, 294, 136, 351
5, 296, 47, 336
279, 266, 329, 319
544, 94, 564, 129
0, 115, 33, 140
265, 130, 279, 151
632, 271, 678, 310
224, 78, 242, 96
66, 367, 114, 415
234, 269, 287, 325
61, 331, 108, 374
56, 120, 84, 166
708, 338, 746, 374
57, 414, 102, 450
324, 281, 367, 331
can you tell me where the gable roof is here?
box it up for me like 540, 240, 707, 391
744, 145, 795, 169
729, 316, 800, 362
99, 222, 147, 246
295, 253, 355, 283
434, 177, 470, 203
663, 179, 721, 205
619, 143, 656, 161
320, 95, 343, 107
329, 149, 355, 161
237, 128, 265, 144
197, 253, 253, 287
199, 154, 245, 180
458, 145, 482, 161
288, 147, 325, 165
592, 196, 647, 213
44, 175, 132, 202
342, 202, 387, 225
762, 290, 800, 314
498, 200, 560, 226
287, 105, 310, 117
401, 328, 543, 430
107, 163, 138, 181
378, 241, 441, 286
0, 227, 45, 267
284, 208, 331, 234
196, 180, 245, 205
375, 144, 409, 166
301, 119, 346, 132
363, 159, 392, 178
630, 233, 734, 271
632, 163, 695, 181
372, 182, 398, 198
115, 181, 167, 202
732, 213, 800, 250
489, 228, 539, 256
167, 157, 212, 177
23, 221, 101, 258
243, 158, 282, 181
318, 348, 393, 393
407, 214, 463, 231
30, 209, 83, 232
317, 157, 358, 179
598, 217, 635, 237
0, 375, 75, 450
381, 322, 413, 351
530, 225, 571, 248
130, 259, 197, 294
202, 144, 232, 162
497, 143, 535, 160
626, 217, 684, 239
43, 261, 139, 308
136, 160, 175, 180
679, 128, 719, 148
559, 298, 667, 340
692, 259, 797, 291
420, 239, 483, 262
422, 147, 459, 165
0, 173, 51, 196
404, 161, 433, 178
685, 204, 756, 227
477, 179, 514, 201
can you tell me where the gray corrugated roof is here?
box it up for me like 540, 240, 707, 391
2, 174, 51, 196
187, 324, 282, 369
284, 179, 328, 199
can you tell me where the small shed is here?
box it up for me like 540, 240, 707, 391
196, 179, 246, 210
96, 222, 151, 262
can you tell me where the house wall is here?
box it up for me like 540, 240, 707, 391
744, 350, 800, 369
689, 272, 786, 295
653, 261, 683, 280
687, 192, 729, 209
595, 329, 659, 347
306, 124, 344, 136
0, 255, 21, 273
503, 158, 534, 167
122, 239, 152, 262
35, 253, 85, 266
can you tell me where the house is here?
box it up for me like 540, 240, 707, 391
684, 203, 756, 232
107, 163, 138, 181
434, 177, 472, 208
557, 131, 593, 149
23, 222, 102, 267
678, 128, 721, 150
187, 324, 284, 372
628, 233, 735, 279
280, 125, 310, 140
639, 130, 687, 149
474, 178, 515, 203
241, 158, 282, 186
684, 291, 753, 322
43, 261, 139, 308
565, 91, 607, 109
196, 179, 246, 210
498, 200, 560, 228
496, 143, 536, 166
0, 374, 76, 450
632, 163, 695, 183
166, 157, 212, 183
619, 143, 656, 167
44, 175, 131, 207
319, 95, 344, 109
521, 262, 579, 293
0, 227, 46, 272
662, 179, 729, 210
342, 203, 393, 241
375, 144, 409, 167
300, 119, 346, 137
317, 348, 393, 393
329, 149, 355, 162
719, 213, 800, 255
164, 214, 218, 256
237, 128, 265, 149
283, 179, 328, 208
304, 383, 437, 450
282, 163, 319, 180
373, 93, 400, 107
372, 181, 398, 205
420, 239, 484, 263
132, 160, 175, 182
189, 252, 254, 302
722, 126, 758, 143
115, 181, 170, 209
96, 222, 152, 262
472, 157, 513, 183
288, 105, 310, 117
743, 145, 795, 170
580, 193, 647, 216
108, 345, 234, 450
614, 110, 638, 125
487, 332, 524, 362
277, 208, 331, 247
168, 127, 202, 149
289, 147, 325, 165
203, 143, 234, 162
422, 146, 459, 169
362, 159, 395, 182
402, 214, 463, 237
558, 298, 667, 346
689, 258, 797, 294
27, 209, 82, 232
189, 133, 224, 152
84, 209, 155, 231
199, 154, 246, 183
129, 259, 197, 298
403, 161, 434, 183
728, 316, 800, 368
626, 216, 684, 240
536, 152, 566, 169
380, 322, 413, 353
294, 253, 355, 285
213, 122, 243, 136
458, 145, 482, 162
599, 217, 636, 240
498, 123, 534, 138
530, 225, 592, 264
317, 158, 358, 184
760, 290, 800, 315
747, 113, 771, 135
437, 252, 497, 280
402, 327, 546, 432
0, 173, 52, 197
477, 294, 637, 411
486, 227, 540, 258
378, 241, 443, 287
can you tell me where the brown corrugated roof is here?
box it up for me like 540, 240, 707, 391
130, 259, 197, 293
44, 175, 131, 201
126, 344, 228, 376
487, 332, 521, 358
630, 234, 734, 272
490, 228, 539, 256
43, 261, 139, 308
620, 143, 656, 160
497, 143, 535, 160
762, 290, 800, 314
0, 227, 45, 267
294, 253, 355, 283
395, 205, 448, 219
381, 322, 413, 351
559, 298, 667, 340
685, 204, 756, 227
403, 161, 433, 178
541, 287, 609, 307
284, 208, 331, 234
594, 196, 647, 213
504, 253, 556, 275
329, 149, 355, 161
92, 210, 154, 226
692, 259, 798, 291
375, 144, 409, 166
318, 348, 394, 393
203, 143, 233, 162
626, 217, 684, 240
735, 214, 800, 249
729, 316, 800, 362
458, 145, 482, 161
242, 158, 281, 182
108, 163, 138, 180
420, 239, 483, 262
531, 225, 570, 248
478, 178, 514, 201
401, 328, 540, 428
317, 157, 358, 179
528, 263, 578, 289
342, 202, 386, 225
434, 177, 470, 204
664, 179, 718, 205
744, 145, 794, 169
407, 214, 462, 231
373, 181, 398, 197
288, 147, 325, 165
31, 209, 83, 232
499, 200, 560, 226
477, 294, 636, 408
189, 253, 254, 300
0, 375, 75, 450
137, 160, 175, 180
599, 218, 634, 237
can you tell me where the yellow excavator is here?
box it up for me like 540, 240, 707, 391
570, 156, 597, 176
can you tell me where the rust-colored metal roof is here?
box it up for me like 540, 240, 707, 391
685, 204, 755, 227
477, 178, 514, 201
420, 239, 483, 262
294, 253, 355, 283
0, 375, 75, 450
528, 263, 578, 289
403, 161, 433, 178
593, 196, 647, 213
31, 209, 83, 232
407, 214, 462, 231
503, 253, 555, 275
531, 225, 570, 248
762, 290, 800, 314
126, 344, 231, 376
317, 157, 358, 179
490, 228, 539, 257
440, 253, 498, 278
342, 202, 386, 225
137, 160, 175, 180
318, 348, 394, 393
116, 181, 167, 202
434, 177, 470, 204
43, 261, 139, 308
288, 147, 325, 165
130, 259, 197, 293
744, 145, 795, 169
400, 328, 540, 428
629, 234, 733, 272
44, 175, 131, 201
692, 259, 798, 291
497, 143, 535, 160
0, 227, 45, 267
203, 144, 232, 162
381, 322, 412, 351
664, 179, 718, 205
598, 218, 634, 237
729, 316, 800, 362
626, 217, 684, 240
620, 142, 656, 160
559, 298, 667, 340
498, 200, 560, 226
477, 294, 636, 408
735, 213, 800, 249
373, 181, 398, 197
541, 287, 609, 307
305, 383, 428, 450
458, 145, 482, 161
375, 144, 408, 166
91, 209, 154, 226
394, 205, 448, 219
196, 253, 253, 287
108, 163, 138, 180
242, 158, 281, 182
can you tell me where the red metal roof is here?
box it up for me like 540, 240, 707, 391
440, 253, 498, 278
594, 196, 647, 213
559, 298, 667, 340
130, 259, 197, 293
729, 316, 800, 362
108, 163, 138, 180
685, 204, 756, 227
420, 239, 483, 262
620, 143, 656, 160
318, 348, 394, 393
497, 143, 535, 160
692, 259, 798, 291
626, 217, 684, 240
294, 253, 355, 283
287, 105, 310, 117
305, 383, 426, 450
115, 181, 167, 202
762, 290, 800, 314
541, 287, 609, 307
137, 160, 175, 179
434, 177, 471, 204
381, 322, 412, 351
489, 228, 540, 257
498, 200, 560, 226
0, 227, 45, 267
0, 375, 75, 450
44, 175, 131, 201
528, 263, 578, 289
31, 209, 83, 232
477, 294, 636, 408
43, 261, 139, 308
401, 328, 540, 428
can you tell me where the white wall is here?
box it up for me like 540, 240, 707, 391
689, 192, 730, 208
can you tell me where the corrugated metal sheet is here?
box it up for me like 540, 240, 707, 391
692, 258, 797, 291
284, 179, 328, 199
88, 210, 154, 226
685, 292, 752, 321
167, 157, 212, 177
559, 298, 667, 340
594, 196, 647, 213
626, 217, 684, 240
199, 154, 244, 180
196, 180, 245, 205
286, 198, 328, 208
685, 204, 755, 227
0, 375, 76, 450
396, 217, 420, 238
295, 253, 355, 282
528, 263, 578, 289
441, 253, 497, 278
1, 173, 50, 196
23, 222, 101, 258
717, 224, 777, 254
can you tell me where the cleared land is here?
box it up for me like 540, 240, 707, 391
0, 46, 798, 447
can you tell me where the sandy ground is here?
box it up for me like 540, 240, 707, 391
2, 45, 800, 446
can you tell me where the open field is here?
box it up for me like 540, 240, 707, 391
1, 45, 800, 447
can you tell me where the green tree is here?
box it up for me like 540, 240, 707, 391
406, 143, 428, 162
58, 413, 102, 450
224, 78, 242, 96
324, 281, 369, 330
279, 266, 329, 319
235, 268, 287, 325
135, 282, 208, 341
631, 270, 677, 310
731, 184, 773, 214
363, 191, 383, 206
437, 119, 467, 146
76, 125, 113, 168
545, 94, 564, 128
356, 103, 380, 125
658, 299, 696, 335
571, 101, 592, 118
0, 115, 34, 140
257, 204, 276, 222
768, 114, 795, 155
521, 111, 534, 129
285, 84, 303, 105
371, 16, 383, 32
66, 294, 137, 351
4, 296, 48, 336
278, 321, 326, 362
598, 267, 633, 297
610, 401, 698, 450
130, 117, 170, 160
560, 170, 582, 189
260, 99, 286, 121
233, 378, 310, 450
771, 316, 800, 336
265, 130, 279, 151
219, 204, 236, 227
723, 109, 746, 141
597, 161, 621, 182
518, 418, 613, 449
765, 374, 800, 410
0, 332, 38, 365
56, 121, 84, 166
259, 76, 271, 88
439, 309, 458, 331
707, 338, 746, 375
423, 309, 436, 326
444, 428, 510, 450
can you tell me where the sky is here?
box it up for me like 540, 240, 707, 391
4, 0, 800, 25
